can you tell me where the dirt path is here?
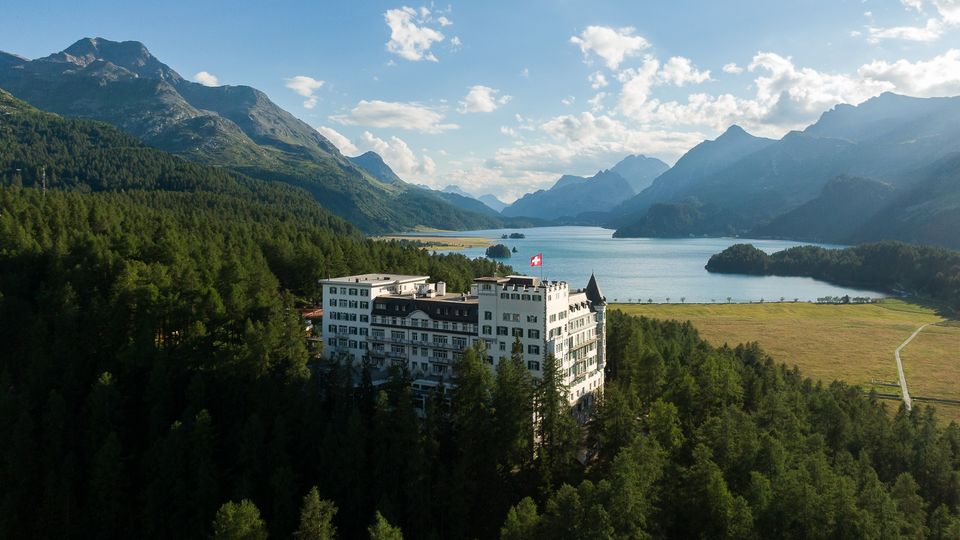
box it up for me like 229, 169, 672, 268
895, 323, 934, 411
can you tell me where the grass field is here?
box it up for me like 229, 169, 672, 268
613, 300, 959, 421
372, 235, 491, 250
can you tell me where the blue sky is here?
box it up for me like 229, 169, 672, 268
4, 0, 960, 200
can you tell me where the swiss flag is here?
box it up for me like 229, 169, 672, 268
530, 253, 543, 267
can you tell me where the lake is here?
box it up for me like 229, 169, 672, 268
411, 226, 885, 303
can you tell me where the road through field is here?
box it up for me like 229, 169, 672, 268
894, 323, 932, 411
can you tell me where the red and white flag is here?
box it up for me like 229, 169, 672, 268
530, 253, 542, 267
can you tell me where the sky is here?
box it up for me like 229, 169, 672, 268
4, 0, 960, 201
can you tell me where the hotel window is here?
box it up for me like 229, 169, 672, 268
500, 293, 509, 299
328, 338, 336, 347
360, 315, 369, 323
329, 286, 337, 294
512, 328, 523, 338
496, 326, 508, 336
527, 361, 541, 371
511, 293, 520, 300
484, 311, 492, 320
442, 322, 450, 330
522, 294, 530, 301
527, 315, 538, 323
420, 319, 428, 328
349, 301, 358, 309
349, 288, 358, 296
433, 335, 448, 345
528, 329, 540, 339
328, 324, 336, 333
482, 284, 491, 290
499, 342, 506, 351
420, 332, 428, 342
391, 330, 405, 340
452, 337, 467, 349
338, 325, 348, 334
391, 344, 405, 354
349, 327, 358, 335
339, 287, 347, 294
503, 313, 511, 321
360, 328, 368, 336
533, 295, 542, 301
373, 343, 384, 351
527, 345, 541, 355
359, 342, 368, 350
434, 350, 449, 360
372, 329, 385, 338
375, 303, 386, 310
349, 340, 358, 348
360, 289, 368, 296
482, 325, 492, 335
511, 314, 520, 322
433, 321, 440, 329
329, 299, 337, 307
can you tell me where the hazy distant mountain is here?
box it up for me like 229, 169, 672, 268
502, 169, 634, 219
442, 184, 473, 197
753, 176, 896, 242
610, 155, 670, 193
611, 126, 776, 224
477, 194, 507, 212
0, 37, 500, 233
349, 151, 403, 184
613, 94, 960, 238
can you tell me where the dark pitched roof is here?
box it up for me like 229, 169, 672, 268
585, 273, 606, 305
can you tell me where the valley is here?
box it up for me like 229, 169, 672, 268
614, 300, 960, 422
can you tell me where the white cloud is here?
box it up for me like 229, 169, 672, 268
587, 92, 607, 112
285, 75, 325, 109
458, 85, 511, 113
494, 112, 699, 176
520, 67, 530, 78
659, 56, 711, 86
437, 15, 452, 26
615, 51, 900, 136
331, 100, 458, 133
901, 0, 924, 11
588, 71, 609, 89
934, 0, 960, 24
616, 56, 661, 118
450, 36, 462, 50
570, 26, 650, 70
316, 126, 360, 155
867, 18, 944, 42
858, 49, 960, 96
863, 0, 960, 42
357, 131, 437, 179
500, 126, 518, 137
722, 62, 744, 74
193, 71, 219, 87
561, 96, 576, 106
385, 6, 445, 62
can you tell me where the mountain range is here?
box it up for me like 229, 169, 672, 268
610, 93, 960, 249
2, 38, 959, 249
0, 37, 503, 234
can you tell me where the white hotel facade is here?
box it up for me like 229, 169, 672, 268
320, 273, 607, 410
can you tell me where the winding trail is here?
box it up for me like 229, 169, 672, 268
895, 323, 933, 411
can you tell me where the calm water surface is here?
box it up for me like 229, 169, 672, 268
412, 226, 885, 303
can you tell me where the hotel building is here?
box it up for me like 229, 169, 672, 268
320, 273, 606, 410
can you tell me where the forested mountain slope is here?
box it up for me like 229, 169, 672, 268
0, 37, 499, 233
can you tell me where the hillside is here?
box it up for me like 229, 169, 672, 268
0, 37, 499, 233
852, 153, 960, 249
502, 169, 634, 219
753, 175, 896, 242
